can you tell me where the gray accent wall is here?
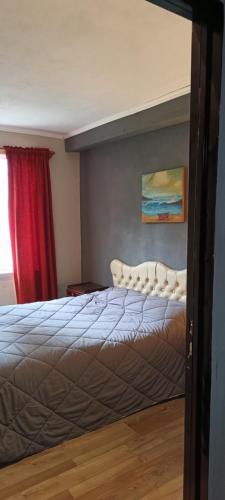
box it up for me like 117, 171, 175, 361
81, 122, 189, 286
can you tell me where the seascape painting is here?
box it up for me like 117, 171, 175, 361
142, 167, 185, 223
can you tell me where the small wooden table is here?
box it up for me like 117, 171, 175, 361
67, 282, 106, 297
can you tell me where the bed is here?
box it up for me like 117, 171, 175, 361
0, 259, 186, 464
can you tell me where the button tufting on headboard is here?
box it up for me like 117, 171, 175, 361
110, 259, 187, 302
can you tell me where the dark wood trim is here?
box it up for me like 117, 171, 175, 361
199, 9, 223, 498
184, 17, 208, 500
145, 0, 192, 19
184, 2, 223, 500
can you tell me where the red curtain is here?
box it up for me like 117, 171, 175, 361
5, 146, 57, 304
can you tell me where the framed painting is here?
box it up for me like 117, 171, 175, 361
141, 167, 186, 223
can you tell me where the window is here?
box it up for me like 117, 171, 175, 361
0, 154, 13, 274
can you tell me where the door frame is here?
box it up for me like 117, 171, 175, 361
146, 1, 223, 499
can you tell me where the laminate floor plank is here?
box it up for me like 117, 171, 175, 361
0, 398, 184, 500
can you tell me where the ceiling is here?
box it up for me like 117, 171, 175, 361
0, 0, 191, 138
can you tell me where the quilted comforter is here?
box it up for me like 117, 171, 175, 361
0, 287, 186, 464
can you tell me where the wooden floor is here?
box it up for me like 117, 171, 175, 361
0, 398, 184, 500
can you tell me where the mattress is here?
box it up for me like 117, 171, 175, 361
0, 287, 186, 464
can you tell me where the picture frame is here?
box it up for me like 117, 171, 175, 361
141, 167, 186, 223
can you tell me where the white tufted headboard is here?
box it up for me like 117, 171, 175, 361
110, 259, 187, 302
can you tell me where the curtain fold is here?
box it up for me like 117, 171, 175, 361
5, 146, 57, 304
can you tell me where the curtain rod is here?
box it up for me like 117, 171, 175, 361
0, 147, 54, 156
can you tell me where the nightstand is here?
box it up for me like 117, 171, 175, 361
67, 282, 107, 297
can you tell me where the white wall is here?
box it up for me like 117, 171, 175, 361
0, 131, 81, 304
0, 274, 16, 305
